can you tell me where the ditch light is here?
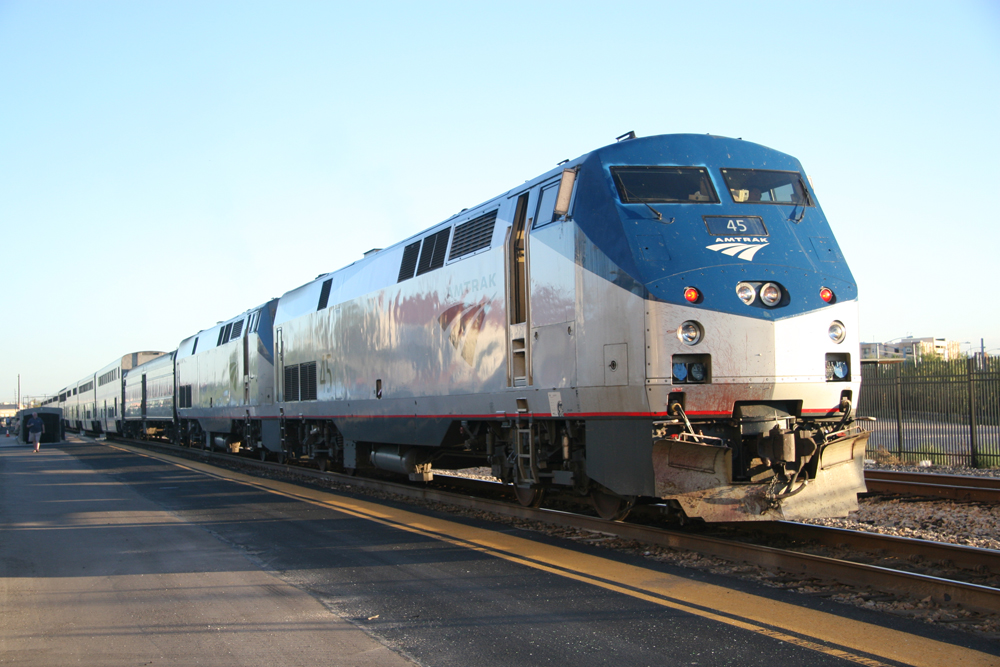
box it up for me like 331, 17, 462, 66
672, 355, 710, 384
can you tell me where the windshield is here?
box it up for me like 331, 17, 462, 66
612, 167, 719, 203
720, 169, 813, 205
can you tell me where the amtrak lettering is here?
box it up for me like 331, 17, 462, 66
445, 273, 497, 301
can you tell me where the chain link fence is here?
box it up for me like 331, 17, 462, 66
857, 357, 1000, 468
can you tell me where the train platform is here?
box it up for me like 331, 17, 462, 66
2, 436, 998, 667
0, 437, 415, 666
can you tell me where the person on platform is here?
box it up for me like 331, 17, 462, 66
26, 412, 44, 453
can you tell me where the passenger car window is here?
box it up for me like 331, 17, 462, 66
721, 169, 813, 206
611, 167, 719, 204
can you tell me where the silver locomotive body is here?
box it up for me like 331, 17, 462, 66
54, 134, 867, 522
243, 134, 866, 521
174, 300, 278, 452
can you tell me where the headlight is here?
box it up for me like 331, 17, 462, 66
736, 282, 756, 305
677, 320, 703, 345
826, 360, 849, 381
760, 282, 782, 307
829, 320, 846, 344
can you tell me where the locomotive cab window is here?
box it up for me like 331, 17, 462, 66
611, 166, 719, 203
721, 169, 813, 206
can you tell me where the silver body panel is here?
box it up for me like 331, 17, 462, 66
94, 352, 167, 433
73, 374, 96, 431
644, 300, 862, 416
124, 352, 176, 422
176, 300, 277, 431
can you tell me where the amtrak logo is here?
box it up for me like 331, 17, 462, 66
707, 237, 769, 261
438, 299, 489, 366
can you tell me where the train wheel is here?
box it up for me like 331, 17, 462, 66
590, 489, 636, 521
513, 484, 544, 508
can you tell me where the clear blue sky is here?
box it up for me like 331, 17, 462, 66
2, 0, 998, 402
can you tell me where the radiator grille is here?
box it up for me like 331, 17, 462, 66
449, 210, 496, 260
300, 361, 317, 401
284, 365, 300, 402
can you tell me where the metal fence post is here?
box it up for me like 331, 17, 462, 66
968, 357, 979, 468
894, 363, 903, 459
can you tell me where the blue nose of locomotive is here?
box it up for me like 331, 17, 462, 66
572, 134, 858, 319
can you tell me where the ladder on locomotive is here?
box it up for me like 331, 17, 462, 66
515, 426, 538, 485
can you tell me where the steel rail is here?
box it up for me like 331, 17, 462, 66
101, 436, 1000, 615
746, 521, 1000, 575
864, 470, 1000, 503
865, 471, 1000, 489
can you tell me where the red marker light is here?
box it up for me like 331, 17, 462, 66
820, 287, 834, 303
684, 287, 700, 303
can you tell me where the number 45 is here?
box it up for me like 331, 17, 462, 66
727, 219, 747, 232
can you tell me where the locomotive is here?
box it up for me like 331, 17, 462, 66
53, 132, 868, 522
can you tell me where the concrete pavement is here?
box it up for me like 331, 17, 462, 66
0, 439, 416, 666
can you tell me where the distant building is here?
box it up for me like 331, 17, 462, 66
860, 337, 961, 361
0, 403, 18, 420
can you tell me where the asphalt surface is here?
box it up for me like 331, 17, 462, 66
2, 437, 998, 667
0, 438, 415, 666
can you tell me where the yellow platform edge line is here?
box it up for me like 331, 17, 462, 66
108, 442, 998, 667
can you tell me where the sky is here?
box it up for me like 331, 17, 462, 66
1, 0, 998, 403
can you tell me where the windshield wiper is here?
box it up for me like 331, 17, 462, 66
643, 203, 675, 223
788, 201, 806, 223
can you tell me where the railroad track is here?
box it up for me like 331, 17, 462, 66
864, 470, 1000, 503
94, 435, 1000, 615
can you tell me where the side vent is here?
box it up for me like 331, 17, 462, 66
398, 241, 420, 282
230, 319, 244, 339
317, 279, 333, 311
300, 361, 317, 401
282, 362, 317, 401
284, 365, 300, 402
449, 210, 497, 260
416, 228, 451, 276
218, 322, 235, 346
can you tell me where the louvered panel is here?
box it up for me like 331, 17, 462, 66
230, 320, 244, 339
430, 228, 449, 268
284, 365, 300, 402
416, 228, 451, 276
449, 210, 497, 260
300, 361, 317, 401
397, 241, 420, 282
